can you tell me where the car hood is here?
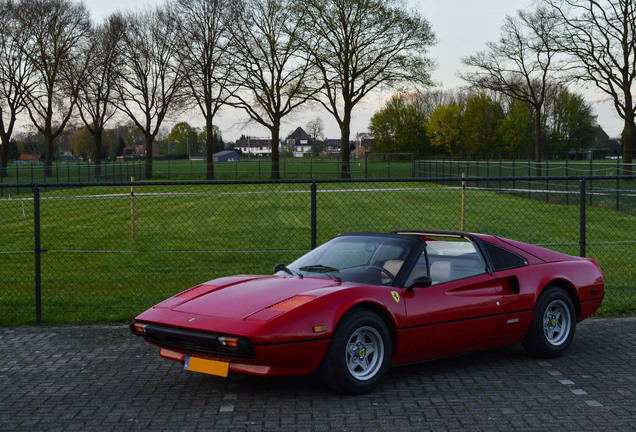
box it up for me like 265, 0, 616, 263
166, 275, 340, 319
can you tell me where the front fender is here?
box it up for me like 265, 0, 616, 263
248, 284, 407, 345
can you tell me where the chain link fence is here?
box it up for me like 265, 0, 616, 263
1, 177, 634, 325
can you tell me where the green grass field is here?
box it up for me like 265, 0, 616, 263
3, 156, 634, 181
1, 180, 634, 325
12, 155, 627, 183
2, 157, 400, 183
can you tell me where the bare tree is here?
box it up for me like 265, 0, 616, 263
0, 0, 35, 176
114, 7, 187, 180
411, 89, 461, 121
77, 14, 124, 176
545, 0, 636, 174
295, 0, 436, 178
173, 0, 239, 180
16, 0, 92, 176
306, 117, 325, 142
461, 8, 565, 173
229, 0, 319, 179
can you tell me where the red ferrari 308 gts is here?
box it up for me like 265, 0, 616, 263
130, 230, 604, 394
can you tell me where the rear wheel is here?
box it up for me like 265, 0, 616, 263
320, 309, 392, 395
523, 286, 576, 358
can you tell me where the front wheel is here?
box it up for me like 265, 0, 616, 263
523, 286, 576, 358
320, 309, 392, 394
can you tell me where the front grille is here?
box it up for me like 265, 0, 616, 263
132, 323, 254, 359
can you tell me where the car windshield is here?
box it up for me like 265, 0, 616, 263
280, 235, 417, 285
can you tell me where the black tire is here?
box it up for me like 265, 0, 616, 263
522, 286, 576, 358
320, 309, 392, 395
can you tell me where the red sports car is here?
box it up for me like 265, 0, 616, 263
130, 230, 604, 394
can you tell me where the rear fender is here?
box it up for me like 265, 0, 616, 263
538, 279, 580, 321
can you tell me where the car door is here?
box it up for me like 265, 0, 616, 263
401, 235, 503, 358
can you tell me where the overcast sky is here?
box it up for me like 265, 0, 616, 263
82, 0, 624, 141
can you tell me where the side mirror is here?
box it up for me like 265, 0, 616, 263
273, 263, 287, 273
408, 275, 432, 290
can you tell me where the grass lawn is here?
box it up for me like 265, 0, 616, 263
1, 180, 634, 325
6, 156, 631, 183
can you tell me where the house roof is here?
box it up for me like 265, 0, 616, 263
286, 127, 311, 141
19, 154, 40, 161
361, 138, 375, 147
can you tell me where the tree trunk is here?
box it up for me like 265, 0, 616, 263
44, 131, 53, 178
205, 116, 215, 180
340, 110, 351, 179
621, 118, 634, 176
145, 134, 153, 180
270, 124, 280, 180
94, 133, 102, 178
533, 107, 542, 176
0, 136, 7, 178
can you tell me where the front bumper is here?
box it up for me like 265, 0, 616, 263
130, 321, 331, 376
130, 322, 254, 358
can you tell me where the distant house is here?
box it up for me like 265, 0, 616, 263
213, 150, 240, 163
353, 138, 376, 157
324, 139, 340, 151
285, 127, 313, 157
234, 138, 272, 156
60, 154, 80, 163
567, 126, 620, 159
132, 139, 159, 158
592, 127, 621, 156
323, 138, 356, 155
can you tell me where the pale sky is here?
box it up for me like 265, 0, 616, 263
82, 0, 624, 141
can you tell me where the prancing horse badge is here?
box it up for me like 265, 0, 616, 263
391, 291, 400, 303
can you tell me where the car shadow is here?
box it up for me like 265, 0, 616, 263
179, 343, 532, 398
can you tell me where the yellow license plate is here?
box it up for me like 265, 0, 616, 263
184, 356, 229, 377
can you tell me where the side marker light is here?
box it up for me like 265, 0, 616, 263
133, 323, 147, 334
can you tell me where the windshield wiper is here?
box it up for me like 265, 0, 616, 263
273, 263, 303, 278
298, 265, 342, 282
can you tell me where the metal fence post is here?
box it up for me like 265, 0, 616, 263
579, 178, 586, 258
310, 181, 317, 250
364, 152, 368, 178
33, 185, 42, 325
411, 153, 415, 177
589, 157, 593, 206
565, 158, 569, 205
616, 156, 620, 211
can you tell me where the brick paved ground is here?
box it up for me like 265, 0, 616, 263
0, 317, 634, 431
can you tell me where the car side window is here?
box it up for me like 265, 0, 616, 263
427, 237, 486, 284
406, 235, 487, 286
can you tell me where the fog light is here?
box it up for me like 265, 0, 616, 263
218, 337, 239, 347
